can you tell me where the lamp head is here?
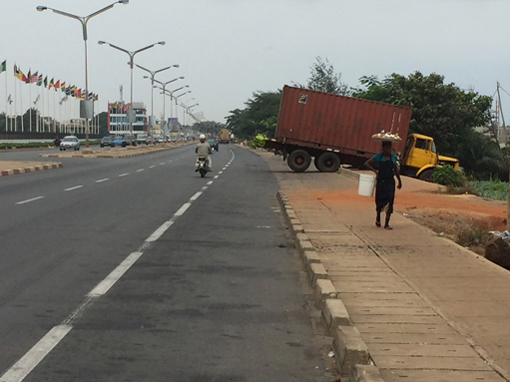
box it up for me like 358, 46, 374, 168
118, 0, 129, 4
36, 6, 47, 12
143, 76, 149, 79
173, 64, 180, 68
179, 76, 185, 80
98, 41, 106, 45
158, 41, 166, 46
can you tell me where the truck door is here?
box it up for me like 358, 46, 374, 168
405, 136, 437, 170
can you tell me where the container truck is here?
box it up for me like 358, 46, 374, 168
265, 86, 459, 180
219, 128, 230, 144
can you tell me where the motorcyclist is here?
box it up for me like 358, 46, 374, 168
195, 134, 212, 171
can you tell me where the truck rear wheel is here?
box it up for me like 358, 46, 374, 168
315, 152, 341, 172
418, 168, 434, 182
287, 149, 311, 172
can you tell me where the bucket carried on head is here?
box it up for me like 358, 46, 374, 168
358, 173, 376, 197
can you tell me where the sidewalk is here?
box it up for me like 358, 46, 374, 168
258, 150, 510, 382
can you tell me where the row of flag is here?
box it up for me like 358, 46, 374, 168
2, 60, 99, 102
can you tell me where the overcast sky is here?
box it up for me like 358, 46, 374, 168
1, 0, 510, 124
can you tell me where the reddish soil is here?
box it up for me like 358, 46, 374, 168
309, 184, 507, 256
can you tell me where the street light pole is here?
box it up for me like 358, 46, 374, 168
37, 1, 129, 149
149, 77, 184, 122
98, 40, 165, 136
136, 64, 178, 122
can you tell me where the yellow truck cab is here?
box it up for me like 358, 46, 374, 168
400, 133, 459, 181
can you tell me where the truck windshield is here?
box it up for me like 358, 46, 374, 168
431, 142, 437, 153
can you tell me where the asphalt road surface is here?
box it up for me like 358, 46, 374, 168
0, 145, 327, 381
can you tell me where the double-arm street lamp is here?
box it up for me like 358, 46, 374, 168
149, 77, 184, 122
136, 64, 179, 123
182, 103, 199, 126
37, 0, 129, 149
98, 40, 165, 136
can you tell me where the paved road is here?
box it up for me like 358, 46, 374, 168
0, 145, 327, 381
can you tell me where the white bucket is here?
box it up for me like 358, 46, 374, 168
358, 173, 376, 197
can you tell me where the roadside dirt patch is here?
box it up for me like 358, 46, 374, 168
295, 183, 507, 257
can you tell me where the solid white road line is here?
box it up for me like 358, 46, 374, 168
119, 173, 129, 177
95, 178, 109, 183
64, 185, 83, 192
0, 325, 72, 382
88, 252, 144, 297
174, 202, 191, 217
15, 196, 44, 205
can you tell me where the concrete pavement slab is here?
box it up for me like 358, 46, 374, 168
361, 332, 468, 345
369, 343, 480, 357
373, 354, 494, 371
380, 370, 507, 382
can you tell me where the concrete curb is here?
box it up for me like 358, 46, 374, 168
333, 326, 370, 375
0, 162, 63, 177
277, 190, 378, 381
351, 365, 385, 382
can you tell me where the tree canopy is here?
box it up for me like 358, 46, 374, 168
352, 71, 499, 176
225, 90, 282, 139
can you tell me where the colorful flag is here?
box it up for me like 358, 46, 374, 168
30, 71, 39, 84
13, 64, 21, 80
44, 76, 48, 87
0, 60, 6, 73
94, 94, 99, 101
36, 76, 43, 86
26, 70, 31, 84
48, 78, 54, 89
55, 80, 60, 90
61, 81, 65, 91
65, 86, 71, 95
77, 88, 82, 99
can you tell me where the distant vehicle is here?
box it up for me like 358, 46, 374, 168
136, 134, 147, 145
207, 138, 219, 151
123, 135, 137, 147
219, 128, 230, 143
112, 135, 125, 147
60, 136, 80, 151
100, 136, 115, 148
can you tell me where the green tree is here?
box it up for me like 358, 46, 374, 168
225, 90, 282, 139
352, 71, 496, 176
303, 57, 349, 95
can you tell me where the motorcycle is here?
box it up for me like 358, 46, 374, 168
196, 156, 209, 178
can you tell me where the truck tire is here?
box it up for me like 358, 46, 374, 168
287, 149, 311, 172
315, 152, 341, 172
418, 168, 434, 182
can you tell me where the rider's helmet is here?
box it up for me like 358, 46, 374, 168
199, 134, 206, 142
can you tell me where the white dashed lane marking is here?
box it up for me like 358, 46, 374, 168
64, 185, 83, 192
15, 196, 45, 205
95, 178, 109, 183
119, 173, 129, 177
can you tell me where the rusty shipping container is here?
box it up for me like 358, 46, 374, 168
266, 86, 412, 172
276, 85, 411, 156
